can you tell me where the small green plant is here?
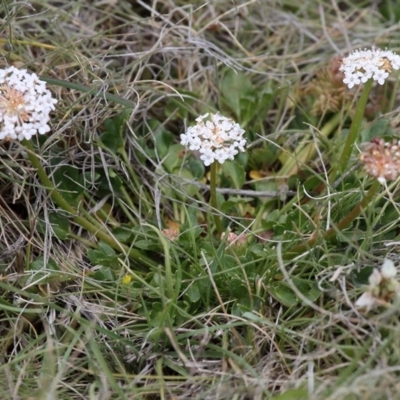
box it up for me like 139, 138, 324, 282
180, 112, 246, 235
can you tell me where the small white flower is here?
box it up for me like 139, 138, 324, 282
381, 258, 397, 279
373, 69, 389, 85
224, 145, 239, 160
343, 73, 361, 89
355, 292, 377, 311
180, 112, 246, 166
368, 268, 382, 286
0, 66, 57, 141
200, 148, 215, 166
340, 47, 400, 89
355, 258, 400, 311
180, 133, 190, 146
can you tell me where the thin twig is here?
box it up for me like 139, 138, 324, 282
184, 180, 298, 198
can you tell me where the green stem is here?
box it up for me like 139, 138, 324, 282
119, 149, 152, 214
210, 162, 223, 235
287, 179, 381, 256
23, 140, 157, 268
338, 79, 373, 174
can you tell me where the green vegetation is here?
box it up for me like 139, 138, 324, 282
1, 1, 400, 399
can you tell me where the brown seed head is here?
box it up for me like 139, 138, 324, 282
360, 138, 400, 183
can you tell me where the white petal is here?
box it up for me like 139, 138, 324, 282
355, 292, 376, 310
368, 269, 382, 286
381, 259, 397, 279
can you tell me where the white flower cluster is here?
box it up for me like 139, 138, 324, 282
0, 66, 57, 141
340, 47, 400, 89
180, 113, 246, 166
355, 259, 400, 311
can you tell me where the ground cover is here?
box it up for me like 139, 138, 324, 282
1, 1, 400, 399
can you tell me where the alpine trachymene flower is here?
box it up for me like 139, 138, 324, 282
221, 231, 247, 247
180, 113, 246, 166
381, 258, 397, 279
0, 66, 57, 141
355, 258, 400, 311
162, 228, 179, 241
360, 138, 400, 184
340, 47, 400, 89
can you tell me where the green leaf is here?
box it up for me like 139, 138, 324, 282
187, 157, 205, 179
252, 179, 279, 204
360, 118, 392, 142
229, 276, 248, 299
271, 388, 308, 400
27, 256, 64, 285
171, 168, 200, 198
52, 165, 85, 205
96, 168, 123, 197
220, 70, 254, 120
112, 227, 133, 243
220, 196, 253, 215
248, 144, 279, 170
36, 213, 69, 240
30, 256, 60, 272
239, 96, 257, 126
49, 213, 69, 240
268, 281, 298, 307
291, 277, 321, 303
101, 110, 130, 153
261, 210, 287, 235
258, 87, 275, 113
220, 70, 279, 129
351, 266, 374, 286
249, 243, 268, 257
231, 301, 253, 316
163, 89, 198, 120
179, 208, 203, 243
98, 242, 116, 256
134, 239, 161, 251
185, 283, 201, 303
149, 302, 171, 328
286, 206, 314, 232
92, 266, 117, 282
155, 130, 175, 158
269, 278, 321, 307
87, 242, 119, 268
163, 144, 184, 173
379, 0, 400, 21
221, 160, 245, 189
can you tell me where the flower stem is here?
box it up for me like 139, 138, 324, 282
23, 140, 157, 268
210, 162, 223, 235
338, 79, 373, 174
287, 179, 381, 256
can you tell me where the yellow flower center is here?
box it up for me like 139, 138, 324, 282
0, 84, 29, 122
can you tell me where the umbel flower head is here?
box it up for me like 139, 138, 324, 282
221, 231, 247, 247
180, 112, 246, 166
355, 259, 400, 311
340, 47, 400, 89
360, 137, 400, 184
0, 66, 57, 141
